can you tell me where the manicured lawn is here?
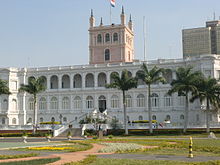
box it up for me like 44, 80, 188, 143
85, 138, 220, 157
89, 158, 220, 165
64, 155, 220, 165
14, 141, 92, 152
0, 157, 60, 165
0, 153, 38, 160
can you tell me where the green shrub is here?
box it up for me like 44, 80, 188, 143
84, 129, 97, 136
93, 136, 98, 139
0, 153, 38, 160
40, 121, 60, 125
108, 135, 114, 139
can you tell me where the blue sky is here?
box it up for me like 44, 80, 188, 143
0, 0, 219, 68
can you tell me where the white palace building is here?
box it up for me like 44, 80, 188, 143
1, 9, 220, 129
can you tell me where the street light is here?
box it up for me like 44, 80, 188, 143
59, 114, 63, 124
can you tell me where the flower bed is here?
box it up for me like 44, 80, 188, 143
27, 146, 74, 151
98, 143, 144, 153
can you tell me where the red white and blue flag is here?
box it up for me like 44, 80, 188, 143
110, 0, 115, 7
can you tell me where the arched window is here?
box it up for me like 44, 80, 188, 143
164, 94, 172, 107
12, 118, 16, 125
151, 93, 159, 107
2, 118, 5, 125
63, 117, 67, 122
50, 75, 58, 89
62, 97, 70, 110
51, 117, 55, 122
98, 73, 107, 87
105, 33, 110, 42
73, 74, 82, 88
40, 117, 43, 123
28, 98, 34, 110
2, 99, 8, 110
74, 96, 82, 109
27, 118, 32, 123
97, 34, 102, 43
125, 95, 132, 108
105, 49, 110, 61
152, 115, 157, 120
39, 97, 47, 110
139, 116, 143, 120
111, 95, 119, 108
86, 96, 94, 109
113, 33, 118, 42
50, 97, 58, 110
180, 115, 184, 120
12, 99, 17, 110
166, 115, 171, 121
62, 75, 70, 88
85, 73, 94, 87
137, 94, 145, 107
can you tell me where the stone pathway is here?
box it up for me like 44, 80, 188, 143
99, 153, 220, 162
0, 143, 108, 165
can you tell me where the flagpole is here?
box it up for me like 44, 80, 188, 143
110, 3, 112, 24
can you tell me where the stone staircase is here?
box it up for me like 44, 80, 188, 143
57, 128, 82, 137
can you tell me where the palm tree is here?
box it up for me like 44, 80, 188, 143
137, 64, 165, 134
106, 69, 137, 135
168, 66, 201, 133
19, 76, 46, 133
0, 79, 11, 95
191, 76, 220, 133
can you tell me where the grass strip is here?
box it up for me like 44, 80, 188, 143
0, 157, 60, 165
89, 158, 220, 165
0, 153, 38, 160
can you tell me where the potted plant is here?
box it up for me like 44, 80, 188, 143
46, 133, 52, 142
67, 131, 72, 141
22, 131, 28, 143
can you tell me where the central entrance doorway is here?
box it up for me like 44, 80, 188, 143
98, 95, 106, 113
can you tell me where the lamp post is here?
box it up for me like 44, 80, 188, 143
59, 114, 63, 124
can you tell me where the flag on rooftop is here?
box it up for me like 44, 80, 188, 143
110, 0, 115, 7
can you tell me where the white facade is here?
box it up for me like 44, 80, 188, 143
1, 55, 220, 127
1, 10, 220, 128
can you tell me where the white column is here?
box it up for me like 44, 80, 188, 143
47, 75, 50, 90
22, 93, 27, 124
58, 75, 62, 89
107, 72, 110, 84
82, 73, 86, 89
94, 72, 98, 88
70, 74, 74, 89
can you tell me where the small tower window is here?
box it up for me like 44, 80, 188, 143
113, 33, 118, 42
105, 49, 110, 61
97, 34, 102, 43
105, 33, 110, 42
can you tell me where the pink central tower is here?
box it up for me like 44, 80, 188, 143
89, 7, 134, 64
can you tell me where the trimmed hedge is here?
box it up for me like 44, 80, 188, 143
0, 132, 51, 137
107, 128, 220, 136
40, 121, 60, 125
129, 120, 157, 123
